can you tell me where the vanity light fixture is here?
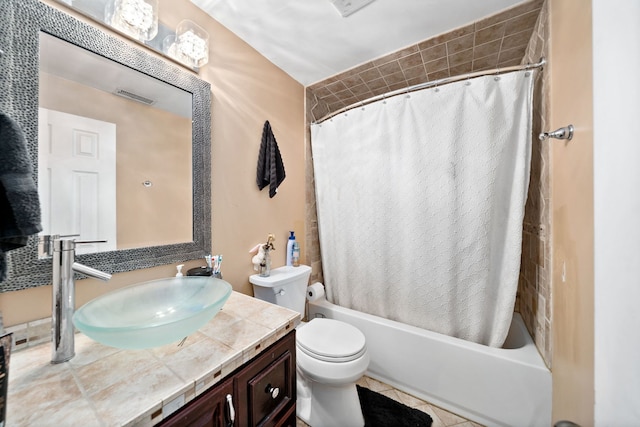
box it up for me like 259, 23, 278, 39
163, 20, 209, 68
105, 0, 159, 42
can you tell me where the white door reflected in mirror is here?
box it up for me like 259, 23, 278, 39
38, 108, 117, 255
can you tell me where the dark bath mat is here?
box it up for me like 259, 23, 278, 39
357, 385, 433, 427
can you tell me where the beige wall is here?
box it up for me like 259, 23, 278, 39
0, 0, 305, 327
549, 0, 595, 424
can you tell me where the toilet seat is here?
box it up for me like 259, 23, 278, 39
296, 318, 366, 362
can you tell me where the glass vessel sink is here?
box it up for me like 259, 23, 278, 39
73, 276, 232, 349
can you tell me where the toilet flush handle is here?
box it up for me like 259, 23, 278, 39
275, 288, 285, 296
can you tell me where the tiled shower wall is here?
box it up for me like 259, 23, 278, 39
305, 0, 551, 367
518, 1, 551, 366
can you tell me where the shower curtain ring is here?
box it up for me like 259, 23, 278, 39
524, 62, 533, 77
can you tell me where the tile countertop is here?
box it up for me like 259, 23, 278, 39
6, 292, 300, 427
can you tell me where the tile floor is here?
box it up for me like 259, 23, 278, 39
296, 376, 484, 427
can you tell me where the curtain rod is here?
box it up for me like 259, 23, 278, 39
314, 57, 546, 124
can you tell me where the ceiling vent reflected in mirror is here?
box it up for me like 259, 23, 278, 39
113, 88, 156, 106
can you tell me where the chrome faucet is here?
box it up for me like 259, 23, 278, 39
48, 235, 112, 363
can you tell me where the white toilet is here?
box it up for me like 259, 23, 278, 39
250, 265, 369, 427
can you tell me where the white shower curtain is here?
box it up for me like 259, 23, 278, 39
310, 70, 534, 347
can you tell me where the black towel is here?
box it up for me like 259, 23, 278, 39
256, 120, 286, 198
0, 112, 42, 282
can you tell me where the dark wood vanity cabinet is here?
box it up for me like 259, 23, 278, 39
161, 330, 296, 427
161, 377, 234, 427
234, 331, 296, 426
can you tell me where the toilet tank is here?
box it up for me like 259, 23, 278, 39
249, 265, 312, 316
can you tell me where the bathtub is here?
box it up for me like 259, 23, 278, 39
307, 296, 551, 427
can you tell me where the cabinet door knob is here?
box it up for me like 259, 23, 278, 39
266, 384, 280, 399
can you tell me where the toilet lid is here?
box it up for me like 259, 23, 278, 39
296, 318, 366, 362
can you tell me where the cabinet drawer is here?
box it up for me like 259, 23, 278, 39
248, 350, 293, 425
235, 330, 296, 427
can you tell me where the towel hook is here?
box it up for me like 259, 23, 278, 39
539, 124, 574, 141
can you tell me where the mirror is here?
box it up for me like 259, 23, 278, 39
38, 32, 193, 255
0, 0, 211, 292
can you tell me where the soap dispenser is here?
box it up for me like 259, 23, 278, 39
286, 231, 296, 266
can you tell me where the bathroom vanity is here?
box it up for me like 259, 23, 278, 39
6, 292, 299, 426
161, 329, 296, 426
